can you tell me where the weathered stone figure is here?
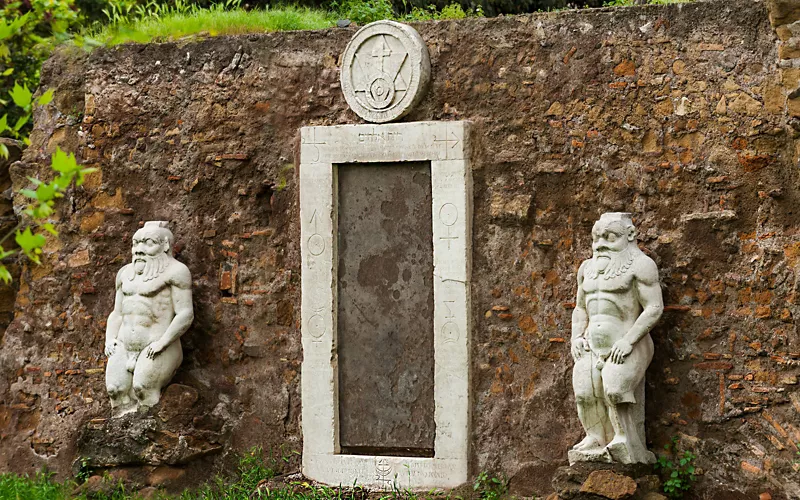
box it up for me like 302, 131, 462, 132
569, 213, 663, 464
105, 221, 193, 416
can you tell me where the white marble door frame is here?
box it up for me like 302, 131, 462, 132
299, 121, 472, 490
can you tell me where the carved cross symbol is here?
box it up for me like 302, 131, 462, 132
371, 35, 393, 73
440, 226, 458, 250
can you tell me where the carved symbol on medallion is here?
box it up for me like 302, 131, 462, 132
442, 321, 459, 343
308, 312, 326, 342
340, 21, 431, 123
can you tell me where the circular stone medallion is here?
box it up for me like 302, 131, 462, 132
340, 20, 431, 123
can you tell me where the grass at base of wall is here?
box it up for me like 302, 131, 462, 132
0, 447, 483, 500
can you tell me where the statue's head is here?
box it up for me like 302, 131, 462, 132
591, 213, 637, 275
131, 221, 173, 279
591, 213, 635, 255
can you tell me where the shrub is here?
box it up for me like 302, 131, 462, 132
0, 0, 82, 136
654, 436, 697, 499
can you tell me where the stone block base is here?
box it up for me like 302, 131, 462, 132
550, 463, 666, 500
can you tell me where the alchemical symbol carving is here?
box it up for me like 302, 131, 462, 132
341, 20, 431, 123
441, 321, 460, 343
308, 312, 326, 342
308, 209, 325, 256
439, 203, 458, 226
439, 203, 459, 250
374, 458, 393, 489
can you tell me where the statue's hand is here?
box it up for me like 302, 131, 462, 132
145, 340, 168, 359
610, 339, 633, 364
571, 337, 590, 361
105, 340, 118, 357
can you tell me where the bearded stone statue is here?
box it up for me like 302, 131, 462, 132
105, 221, 194, 416
569, 213, 663, 464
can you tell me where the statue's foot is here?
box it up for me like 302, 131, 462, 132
572, 435, 604, 452
606, 437, 633, 463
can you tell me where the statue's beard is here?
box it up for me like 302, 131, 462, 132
131, 253, 169, 282
588, 246, 636, 280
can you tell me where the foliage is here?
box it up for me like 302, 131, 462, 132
334, 0, 396, 24
0, 146, 96, 284
472, 471, 508, 500
653, 436, 697, 500
0, 0, 81, 136
402, 2, 482, 21
0, 449, 511, 499
86, 2, 338, 45
86, 0, 482, 46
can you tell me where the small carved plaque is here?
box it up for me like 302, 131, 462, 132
340, 20, 431, 123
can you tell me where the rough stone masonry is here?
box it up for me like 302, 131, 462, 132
0, 0, 799, 498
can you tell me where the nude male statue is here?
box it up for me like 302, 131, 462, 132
569, 213, 663, 464
105, 221, 194, 416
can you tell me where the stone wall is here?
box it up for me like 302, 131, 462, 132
1, 0, 799, 498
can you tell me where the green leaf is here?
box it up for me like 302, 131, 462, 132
76, 167, 98, 186
35, 182, 58, 203
0, 143, 7, 160
9, 83, 32, 108
1, 68, 12, 76
13, 114, 29, 131
670, 471, 678, 479
19, 189, 38, 200
0, 265, 10, 284
15, 227, 46, 264
0, 114, 8, 135
37, 89, 54, 106
51, 147, 79, 174
0, 245, 15, 260
42, 223, 58, 236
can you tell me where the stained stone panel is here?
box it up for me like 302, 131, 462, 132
337, 162, 435, 456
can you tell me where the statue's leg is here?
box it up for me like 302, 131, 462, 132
106, 347, 135, 416
602, 338, 654, 463
572, 352, 609, 451
132, 340, 183, 408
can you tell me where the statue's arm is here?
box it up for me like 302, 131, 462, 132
146, 264, 194, 358
624, 256, 664, 346
571, 262, 590, 360
571, 262, 588, 340
105, 269, 125, 356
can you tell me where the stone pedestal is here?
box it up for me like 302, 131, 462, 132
550, 463, 666, 500
76, 384, 221, 469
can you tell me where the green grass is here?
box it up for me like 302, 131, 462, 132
84, 5, 337, 46
78, 0, 481, 48
0, 447, 477, 500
